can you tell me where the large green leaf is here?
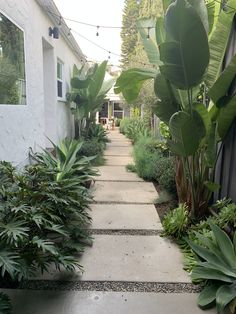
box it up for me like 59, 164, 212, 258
204, 122, 218, 167
217, 96, 236, 139
137, 18, 160, 65
155, 17, 166, 45
160, 0, 209, 89
114, 68, 157, 103
153, 100, 179, 124
0, 248, 19, 279
168, 110, 205, 156
188, 0, 209, 34
216, 283, 236, 313
153, 74, 179, 123
98, 78, 115, 98
205, 0, 236, 88
187, 238, 232, 272
206, 0, 221, 36
191, 266, 234, 282
198, 284, 219, 309
0, 292, 12, 314
162, 0, 173, 13
209, 222, 236, 269
88, 61, 107, 100
209, 54, 236, 104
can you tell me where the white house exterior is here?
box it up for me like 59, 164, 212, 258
0, 0, 85, 164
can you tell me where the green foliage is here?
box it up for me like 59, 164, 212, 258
162, 204, 190, 239
119, 117, 150, 143
84, 124, 109, 146
159, 121, 170, 139
115, 0, 236, 219
79, 139, 104, 164
126, 164, 136, 173
154, 157, 176, 194
0, 292, 12, 314
120, 0, 139, 68
67, 61, 114, 138
0, 139, 95, 282
133, 135, 162, 180
187, 223, 236, 313
133, 135, 176, 194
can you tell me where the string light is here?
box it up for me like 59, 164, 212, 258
147, 27, 150, 39
96, 26, 99, 36
108, 51, 111, 59
43, 7, 154, 33
67, 28, 71, 37
58, 16, 62, 28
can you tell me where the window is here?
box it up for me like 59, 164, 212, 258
0, 11, 26, 105
113, 102, 124, 119
57, 60, 64, 99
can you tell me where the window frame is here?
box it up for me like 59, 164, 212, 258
57, 59, 65, 101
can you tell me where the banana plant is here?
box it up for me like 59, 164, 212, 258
67, 61, 114, 138
115, 0, 236, 218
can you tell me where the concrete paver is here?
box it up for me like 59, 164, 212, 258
79, 235, 190, 282
104, 145, 132, 156
105, 155, 133, 166
93, 181, 157, 204
96, 165, 142, 181
91, 204, 162, 230
1, 289, 215, 314
34, 235, 189, 282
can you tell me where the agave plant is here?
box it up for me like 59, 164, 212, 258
187, 222, 236, 313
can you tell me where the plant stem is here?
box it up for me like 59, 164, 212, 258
185, 156, 196, 218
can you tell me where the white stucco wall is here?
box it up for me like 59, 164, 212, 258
0, 0, 82, 164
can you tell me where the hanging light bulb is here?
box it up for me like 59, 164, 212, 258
68, 28, 71, 37
108, 51, 111, 60
147, 27, 150, 39
96, 26, 100, 36
58, 16, 62, 28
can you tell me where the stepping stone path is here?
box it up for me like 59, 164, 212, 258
1, 129, 215, 313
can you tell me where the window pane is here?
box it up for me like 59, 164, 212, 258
0, 12, 26, 105
114, 111, 123, 119
57, 80, 63, 98
114, 103, 122, 111
57, 62, 62, 79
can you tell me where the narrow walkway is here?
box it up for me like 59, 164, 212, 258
1, 130, 215, 313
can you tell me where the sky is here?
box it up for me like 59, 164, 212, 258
53, 0, 125, 65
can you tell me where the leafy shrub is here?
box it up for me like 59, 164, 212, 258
0, 292, 11, 314
0, 139, 94, 283
85, 124, 109, 146
119, 117, 130, 134
187, 222, 236, 314
154, 157, 176, 195
119, 117, 150, 143
115, 118, 121, 127
126, 164, 136, 173
133, 136, 162, 180
162, 204, 190, 239
133, 136, 176, 193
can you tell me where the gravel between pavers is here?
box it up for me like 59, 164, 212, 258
13, 281, 201, 293
88, 229, 162, 236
